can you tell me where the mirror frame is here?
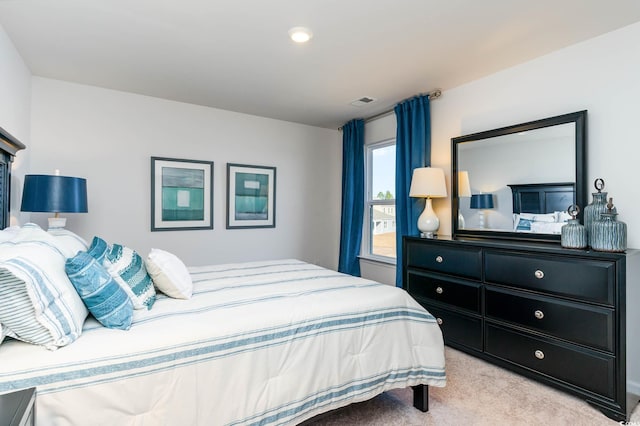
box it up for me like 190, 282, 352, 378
451, 110, 587, 243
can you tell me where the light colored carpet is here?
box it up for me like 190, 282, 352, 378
306, 347, 640, 425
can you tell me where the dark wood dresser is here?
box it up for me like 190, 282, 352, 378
403, 235, 640, 421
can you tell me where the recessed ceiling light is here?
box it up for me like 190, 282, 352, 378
289, 27, 313, 43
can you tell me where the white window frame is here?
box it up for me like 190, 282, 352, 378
361, 138, 396, 264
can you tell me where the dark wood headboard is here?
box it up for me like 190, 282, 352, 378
0, 126, 26, 228
508, 182, 575, 215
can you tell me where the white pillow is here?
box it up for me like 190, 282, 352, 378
518, 213, 556, 223
0, 241, 88, 350
555, 211, 572, 223
48, 228, 89, 258
0, 323, 5, 346
6, 223, 76, 258
146, 249, 193, 299
0, 226, 20, 243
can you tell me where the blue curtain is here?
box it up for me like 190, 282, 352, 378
338, 119, 365, 276
394, 95, 431, 286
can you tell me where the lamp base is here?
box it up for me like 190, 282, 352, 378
420, 231, 437, 239
48, 217, 67, 230
417, 198, 440, 237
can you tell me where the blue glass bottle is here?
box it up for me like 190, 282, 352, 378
561, 205, 587, 249
584, 178, 609, 244
591, 198, 627, 253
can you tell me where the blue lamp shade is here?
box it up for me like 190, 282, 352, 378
470, 193, 494, 209
21, 175, 88, 213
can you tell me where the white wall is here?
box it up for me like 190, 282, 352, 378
433, 22, 640, 244
363, 22, 640, 285
29, 78, 342, 269
0, 23, 31, 225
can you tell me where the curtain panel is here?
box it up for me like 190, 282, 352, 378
394, 95, 431, 286
338, 119, 365, 276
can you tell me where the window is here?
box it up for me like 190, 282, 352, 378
364, 140, 396, 261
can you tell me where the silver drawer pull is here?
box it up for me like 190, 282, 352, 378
534, 270, 544, 279
435, 255, 443, 263
534, 350, 545, 360
534, 310, 544, 320
436, 286, 444, 294
436, 318, 443, 325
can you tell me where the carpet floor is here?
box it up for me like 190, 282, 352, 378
305, 347, 640, 425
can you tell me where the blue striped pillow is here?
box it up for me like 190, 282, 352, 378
87, 236, 110, 264
0, 224, 89, 349
66, 252, 133, 330
107, 244, 156, 310
0, 251, 87, 350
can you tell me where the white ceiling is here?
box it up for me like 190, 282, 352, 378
1, 0, 640, 129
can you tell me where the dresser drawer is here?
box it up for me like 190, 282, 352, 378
484, 251, 614, 305
422, 303, 482, 351
405, 240, 481, 280
485, 287, 614, 351
485, 324, 614, 398
407, 271, 480, 313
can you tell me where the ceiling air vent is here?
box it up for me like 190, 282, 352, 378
350, 96, 377, 107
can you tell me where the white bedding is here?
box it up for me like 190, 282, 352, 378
0, 259, 445, 425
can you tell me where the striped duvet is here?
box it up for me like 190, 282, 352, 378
0, 259, 445, 425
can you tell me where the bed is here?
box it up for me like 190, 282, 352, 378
0, 136, 445, 425
508, 182, 575, 233
0, 255, 445, 425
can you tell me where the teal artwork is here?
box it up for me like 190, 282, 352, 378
235, 172, 269, 220
226, 163, 276, 229
161, 167, 205, 221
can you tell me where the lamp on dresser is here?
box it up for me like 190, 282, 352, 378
409, 167, 447, 238
470, 193, 494, 229
21, 172, 88, 229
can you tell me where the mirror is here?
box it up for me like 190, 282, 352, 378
452, 111, 586, 243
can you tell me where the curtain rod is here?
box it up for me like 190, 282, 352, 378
338, 89, 442, 131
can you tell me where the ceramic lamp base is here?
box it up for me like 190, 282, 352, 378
417, 198, 440, 237
48, 217, 67, 230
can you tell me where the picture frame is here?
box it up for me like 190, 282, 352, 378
226, 163, 276, 229
151, 157, 213, 231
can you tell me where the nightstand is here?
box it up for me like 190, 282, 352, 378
0, 388, 36, 426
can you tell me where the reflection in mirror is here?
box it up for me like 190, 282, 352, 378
452, 111, 586, 243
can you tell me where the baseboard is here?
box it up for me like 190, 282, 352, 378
629, 380, 640, 396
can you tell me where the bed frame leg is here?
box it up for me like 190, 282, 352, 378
412, 384, 429, 412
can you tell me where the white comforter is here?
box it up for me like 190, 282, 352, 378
0, 260, 445, 425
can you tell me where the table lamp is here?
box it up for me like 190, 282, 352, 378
470, 193, 494, 229
21, 173, 88, 229
409, 167, 447, 238
458, 171, 472, 229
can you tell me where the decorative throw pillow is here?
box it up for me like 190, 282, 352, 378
514, 217, 533, 232
87, 236, 110, 264
4, 223, 73, 258
107, 244, 156, 310
145, 248, 193, 299
66, 252, 134, 330
0, 226, 20, 243
0, 323, 5, 346
0, 242, 88, 350
48, 228, 89, 259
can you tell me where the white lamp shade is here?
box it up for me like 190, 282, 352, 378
409, 167, 447, 198
458, 171, 471, 197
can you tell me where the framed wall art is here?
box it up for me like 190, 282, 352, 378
151, 157, 213, 231
226, 163, 276, 229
